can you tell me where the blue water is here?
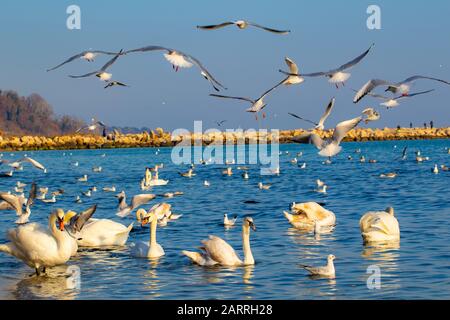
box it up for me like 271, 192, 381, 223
0, 139, 449, 300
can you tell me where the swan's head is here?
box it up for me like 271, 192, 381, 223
244, 217, 256, 231
328, 254, 336, 262
54, 208, 65, 231
136, 208, 148, 225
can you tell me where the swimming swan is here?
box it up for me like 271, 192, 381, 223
0, 209, 73, 276
182, 217, 256, 266
131, 204, 165, 258
359, 207, 400, 243
283, 202, 335, 229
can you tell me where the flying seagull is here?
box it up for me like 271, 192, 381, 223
353, 75, 449, 103
355, 88, 435, 108
76, 118, 106, 133
280, 44, 374, 88
116, 192, 156, 218
281, 57, 304, 86
210, 80, 284, 120
292, 116, 363, 158
104, 81, 129, 89
47, 50, 121, 72
361, 108, 380, 123
288, 97, 335, 130
124, 45, 226, 91
215, 120, 227, 127
0, 182, 37, 224
69, 49, 124, 82
197, 20, 290, 35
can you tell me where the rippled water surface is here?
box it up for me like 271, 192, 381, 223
0, 139, 449, 299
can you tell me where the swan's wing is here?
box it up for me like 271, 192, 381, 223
181, 52, 227, 91
317, 97, 335, 128
401, 75, 450, 86
202, 235, 241, 265
247, 22, 290, 34
394, 89, 435, 100
332, 116, 362, 144
353, 79, 393, 103
210, 94, 254, 103
285, 57, 299, 74
196, 22, 235, 30
288, 113, 318, 126
19, 157, 45, 171
292, 133, 324, 150
123, 45, 170, 55
0, 193, 22, 215
130, 194, 156, 210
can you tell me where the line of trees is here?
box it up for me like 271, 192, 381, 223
0, 89, 85, 136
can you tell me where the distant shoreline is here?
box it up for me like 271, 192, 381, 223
0, 127, 449, 151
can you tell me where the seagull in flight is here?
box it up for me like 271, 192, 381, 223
215, 120, 227, 127
355, 88, 435, 108
353, 75, 449, 103
47, 50, 121, 72
280, 57, 304, 86
104, 81, 129, 89
76, 118, 106, 133
197, 20, 290, 35
293, 116, 363, 159
69, 49, 124, 82
279, 44, 374, 88
124, 45, 226, 92
361, 108, 380, 123
210, 80, 284, 120
288, 97, 335, 130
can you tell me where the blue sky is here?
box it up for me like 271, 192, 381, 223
0, 0, 449, 130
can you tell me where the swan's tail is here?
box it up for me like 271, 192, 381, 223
283, 211, 294, 222
115, 223, 134, 245
182, 250, 204, 265
0, 244, 12, 255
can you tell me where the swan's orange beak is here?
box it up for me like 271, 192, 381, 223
58, 219, 65, 231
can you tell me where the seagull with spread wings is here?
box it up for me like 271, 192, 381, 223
288, 97, 335, 130
69, 49, 124, 82
124, 45, 226, 92
353, 75, 449, 103
47, 50, 121, 72
359, 89, 435, 108
280, 44, 374, 88
280, 57, 304, 86
210, 80, 284, 120
0, 182, 37, 224
197, 20, 290, 35
292, 116, 363, 159
76, 118, 106, 133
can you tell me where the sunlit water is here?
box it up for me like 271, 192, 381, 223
0, 139, 449, 300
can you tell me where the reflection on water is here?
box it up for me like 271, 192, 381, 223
0, 140, 449, 299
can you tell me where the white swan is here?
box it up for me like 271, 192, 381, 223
65, 211, 133, 247
360, 207, 400, 243
131, 204, 165, 258
283, 202, 335, 229
182, 217, 256, 266
0, 209, 73, 276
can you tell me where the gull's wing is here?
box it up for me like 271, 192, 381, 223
0, 193, 22, 215
393, 89, 435, 100
402, 147, 408, 158
182, 52, 227, 91
96, 121, 107, 127
75, 125, 89, 133
123, 45, 170, 55
317, 97, 335, 128
292, 133, 324, 149
71, 204, 97, 233
69, 71, 99, 79
46, 50, 119, 72
332, 116, 362, 144
210, 94, 254, 103
258, 79, 285, 100
130, 194, 156, 210
400, 75, 450, 86
26, 182, 37, 209
69, 49, 123, 78
196, 22, 235, 30
288, 113, 318, 126
247, 22, 290, 35
0, 201, 13, 210
304, 44, 374, 77
353, 79, 393, 103
20, 157, 45, 171
284, 57, 299, 74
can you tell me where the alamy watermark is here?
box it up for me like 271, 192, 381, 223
66, 5, 81, 30
367, 265, 381, 290
66, 265, 81, 290
171, 121, 280, 175
367, 5, 381, 30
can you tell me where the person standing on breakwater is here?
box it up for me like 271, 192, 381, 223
410, 122, 413, 128
424, 123, 427, 129
430, 121, 434, 129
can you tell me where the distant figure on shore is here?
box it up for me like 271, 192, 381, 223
397, 125, 401, 130
430, 121, 434, 129
410, 122, 413, 128
424, 123, 427, 129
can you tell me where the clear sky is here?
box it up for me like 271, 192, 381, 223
0, 0, 449, 131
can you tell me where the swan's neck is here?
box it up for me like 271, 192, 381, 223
150, 217, 157, 248
49, 213, 72, 253
242, 226, 254, 265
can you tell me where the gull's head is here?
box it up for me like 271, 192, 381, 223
97, 72, 112, 81
83, 52, 96, 61
235, 20, 247, 28
244, 216, 256, 231
328, 254, 336, 262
